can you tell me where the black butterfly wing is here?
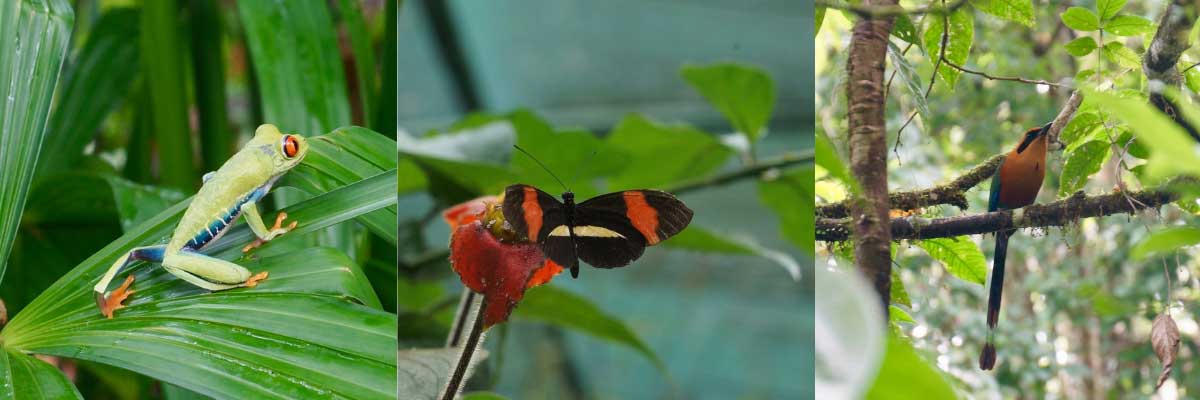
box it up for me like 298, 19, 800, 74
570, 206, 647, 268
502, 184, 576, 268
573, 190, 693, 268
503, 184, 560, 242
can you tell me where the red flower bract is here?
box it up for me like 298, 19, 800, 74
444, 195, 562, 327
442, 196, 494, 229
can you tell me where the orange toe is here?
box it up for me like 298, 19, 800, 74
242, 239, 265, 253
100, 275, 136, 319
244, 271, 269, 288
271, 212, 289, 230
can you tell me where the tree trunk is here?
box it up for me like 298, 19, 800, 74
846, 0, 898, 316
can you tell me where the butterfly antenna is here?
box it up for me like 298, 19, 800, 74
568, 149, 599, 189
513, 145, 570, 192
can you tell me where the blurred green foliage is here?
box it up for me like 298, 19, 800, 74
819, 0, 1200, 398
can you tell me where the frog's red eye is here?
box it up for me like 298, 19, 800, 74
282, 135, 299, 158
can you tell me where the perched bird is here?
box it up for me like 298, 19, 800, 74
979, 122, 1052, 370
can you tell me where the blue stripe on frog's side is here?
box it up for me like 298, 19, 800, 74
185, 186, 270, 250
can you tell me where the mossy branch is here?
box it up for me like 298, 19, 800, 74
817, 185, 1185, 241
818, 154, 1004, 218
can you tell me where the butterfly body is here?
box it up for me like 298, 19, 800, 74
502, 184, 693, 278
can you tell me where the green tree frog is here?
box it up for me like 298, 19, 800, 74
93, 124, 308, 318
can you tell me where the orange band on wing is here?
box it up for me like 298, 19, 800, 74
522, 187, 543, 240
624, 191, 660, 244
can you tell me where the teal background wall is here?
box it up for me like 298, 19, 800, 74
397, 1, 812, 398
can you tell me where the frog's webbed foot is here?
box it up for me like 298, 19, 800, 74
98, 275, 136, 319
242, 212, 298, 253
243, 271, 269, 288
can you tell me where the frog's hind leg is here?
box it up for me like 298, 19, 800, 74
162, 251, 268, 292
95, 245, 165, 318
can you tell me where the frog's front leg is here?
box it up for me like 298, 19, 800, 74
161, 250, 269, 291
94, 245, 166, 318
240, 200, 298, 252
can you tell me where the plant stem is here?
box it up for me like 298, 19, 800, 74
666, 150, 813, 196
442, 296, 486, 400
445, 288, 475, 347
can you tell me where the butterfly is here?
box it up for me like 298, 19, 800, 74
501, 184, 693, 278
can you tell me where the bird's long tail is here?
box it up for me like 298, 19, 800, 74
980, 231, 1010, 370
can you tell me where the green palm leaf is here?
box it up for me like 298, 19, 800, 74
290, 127, 399, 244
0, 0, 74, 285
1, 131, 400, 399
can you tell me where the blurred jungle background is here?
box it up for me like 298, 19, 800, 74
395, 1, 812, 399
1, 0, 398, 398
818, 0, 1200, 399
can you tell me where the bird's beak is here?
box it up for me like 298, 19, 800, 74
1039, 122, 1053, 137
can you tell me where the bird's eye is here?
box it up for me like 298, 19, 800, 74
281, 135, 299, 158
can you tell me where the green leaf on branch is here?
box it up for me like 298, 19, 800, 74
923, 9, 974, 87
1059, 139, 1111, 196
816, 132, 855, 192
889, 306, 915, 324
971, 0, 1034, 26
1105, 15, 1153, 36
891, 14, 919, 44
1076, 68, 1097, 82
1132, 227, 1200, 260
816, 7, 826, 37
865, 332, 957, 399
1102, 42, 1142, 69
891, 269, 911, 307
1062, 7, 1100, 31
1086, 91, 1200, 182
1116, 129, 1150, 159
759, 167, 814, 254
605, 114, 729, 191
514, 285, 665, 372
1059, 111, 1101, 148
1064, 37, 1098, 57
1096, 0, 1127, 22
889, 42, 930, 122
916, 237, 987, 285
1185, 64, 1200, 94
681, 63, 776, 143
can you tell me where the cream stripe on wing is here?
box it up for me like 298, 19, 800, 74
547, 225, 626, 238
572, 226, 625, 238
